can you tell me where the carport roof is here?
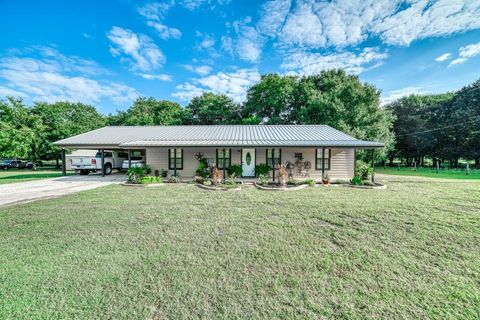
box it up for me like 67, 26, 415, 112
54, 125, 384, 148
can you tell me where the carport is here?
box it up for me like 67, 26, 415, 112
59, 146, 146, 177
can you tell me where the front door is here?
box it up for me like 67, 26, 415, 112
242, 148, 255, 177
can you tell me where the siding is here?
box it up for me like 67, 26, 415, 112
146, 147, 354, 181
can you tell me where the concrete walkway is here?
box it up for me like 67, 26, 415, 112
0, 173, 126, 208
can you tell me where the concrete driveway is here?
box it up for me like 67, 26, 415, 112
0, 173, 126, 208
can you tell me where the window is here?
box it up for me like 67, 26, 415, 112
216, 149, 231, 169
168, 149, 183, 170
117, 152, 128, 158
316, 148, 331, 170
266, 148, 281, 169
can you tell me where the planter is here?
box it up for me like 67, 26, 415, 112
254, 182, 310, 191
322, 178, 331, 185
196, 184, 241, 192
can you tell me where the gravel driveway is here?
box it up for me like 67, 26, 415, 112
0, 173, 126, 208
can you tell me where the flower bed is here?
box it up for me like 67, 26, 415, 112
254, 182, 311, 191
196, 183, 241, 192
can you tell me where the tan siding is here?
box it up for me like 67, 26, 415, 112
146, 147, 243, 177
329, 149, 354, 180
146, 147, 354, 181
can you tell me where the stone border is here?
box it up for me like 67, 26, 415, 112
343, 183, 387, 190
254, 182, 310, 191
196, 183, 242, 192
120, 182, 165, 188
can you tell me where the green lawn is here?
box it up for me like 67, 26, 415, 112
376, 166, 480, 179
0, 169, 70, 184
1, 176, 479, 319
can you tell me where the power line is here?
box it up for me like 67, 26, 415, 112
395, 115, 480, 137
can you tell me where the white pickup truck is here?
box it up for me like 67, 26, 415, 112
72, 150, 128, 175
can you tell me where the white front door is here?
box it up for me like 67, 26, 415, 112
242, 148, 255, 177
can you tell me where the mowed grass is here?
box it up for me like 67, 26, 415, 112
0, 169, 70, 184
376, 166, 480, 180
0, 176, 479, 319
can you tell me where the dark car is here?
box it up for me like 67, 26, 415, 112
0, 159, 27, 170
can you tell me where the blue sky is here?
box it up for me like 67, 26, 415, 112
1, 0, 480, 113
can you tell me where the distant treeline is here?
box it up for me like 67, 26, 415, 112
385, 79, 480, 167
1, 69, 479, 167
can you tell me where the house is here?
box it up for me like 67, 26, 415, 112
55, 125, 384, 181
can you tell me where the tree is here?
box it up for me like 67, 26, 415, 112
243, 74, 297, 124
0, 97, 45, 161
291, 70, 395, 158
183, 93, 240, 125
32, 101, 106, 162
110, 97, 183, 126
385, 93, 454, 165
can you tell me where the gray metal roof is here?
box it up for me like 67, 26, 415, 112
54, 125, 384, 148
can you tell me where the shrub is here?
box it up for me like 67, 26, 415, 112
350, 176, 362, 185
356, 160, 373, 180
202, 179, 212, 186
168, 175, 181, 183
227, 164, 242, 178
225, 173, 237, 185
255, 163, 271, 176
304, 178, 315, 186
287, 179, 301, 185
126, 166, 150, 184
257, 174, 269, 185
140, 176, 162, 184
195, 157, 208, 176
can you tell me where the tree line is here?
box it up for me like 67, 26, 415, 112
1, 68, 479, 168
386, 79, 480, 168
0, 70, 393, 163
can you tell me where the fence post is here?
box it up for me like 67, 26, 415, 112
466, 162, 470, 175
436, 159, 440, 174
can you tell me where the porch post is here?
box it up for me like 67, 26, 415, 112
128, 149, 132, 169
173, 149, 177, 177
61, 148, 66, 176
101, 149, 105, 177
322, 148, 326, 177
271, 148, 275, 182
222, 148, 226, 182
371, 149, 375, 183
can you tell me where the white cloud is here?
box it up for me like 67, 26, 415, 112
138, 73, 172, 81
281, 47, 387, 75
147, 21, 182, 40
137, 2, 173, 20
107, 26, 165, 72
173, 68, 260, 102
257, 0, 480, 49
381, 86, 430, 105
435, 53, 451, 62
221, 36, 234, 56
450, 41, 480, 65
0, 86, 27, 97
182, 65, 212, 76
180, 0, 231, 11
256, 0, 291, 37
198, 34, 216, 49
235, 26, 265, 62
225, 18, 265, 62
0, 48, 139, 104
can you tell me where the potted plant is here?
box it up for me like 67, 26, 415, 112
322, 172, 330, 185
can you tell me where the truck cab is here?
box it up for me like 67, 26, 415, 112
72, 150, 128, 175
